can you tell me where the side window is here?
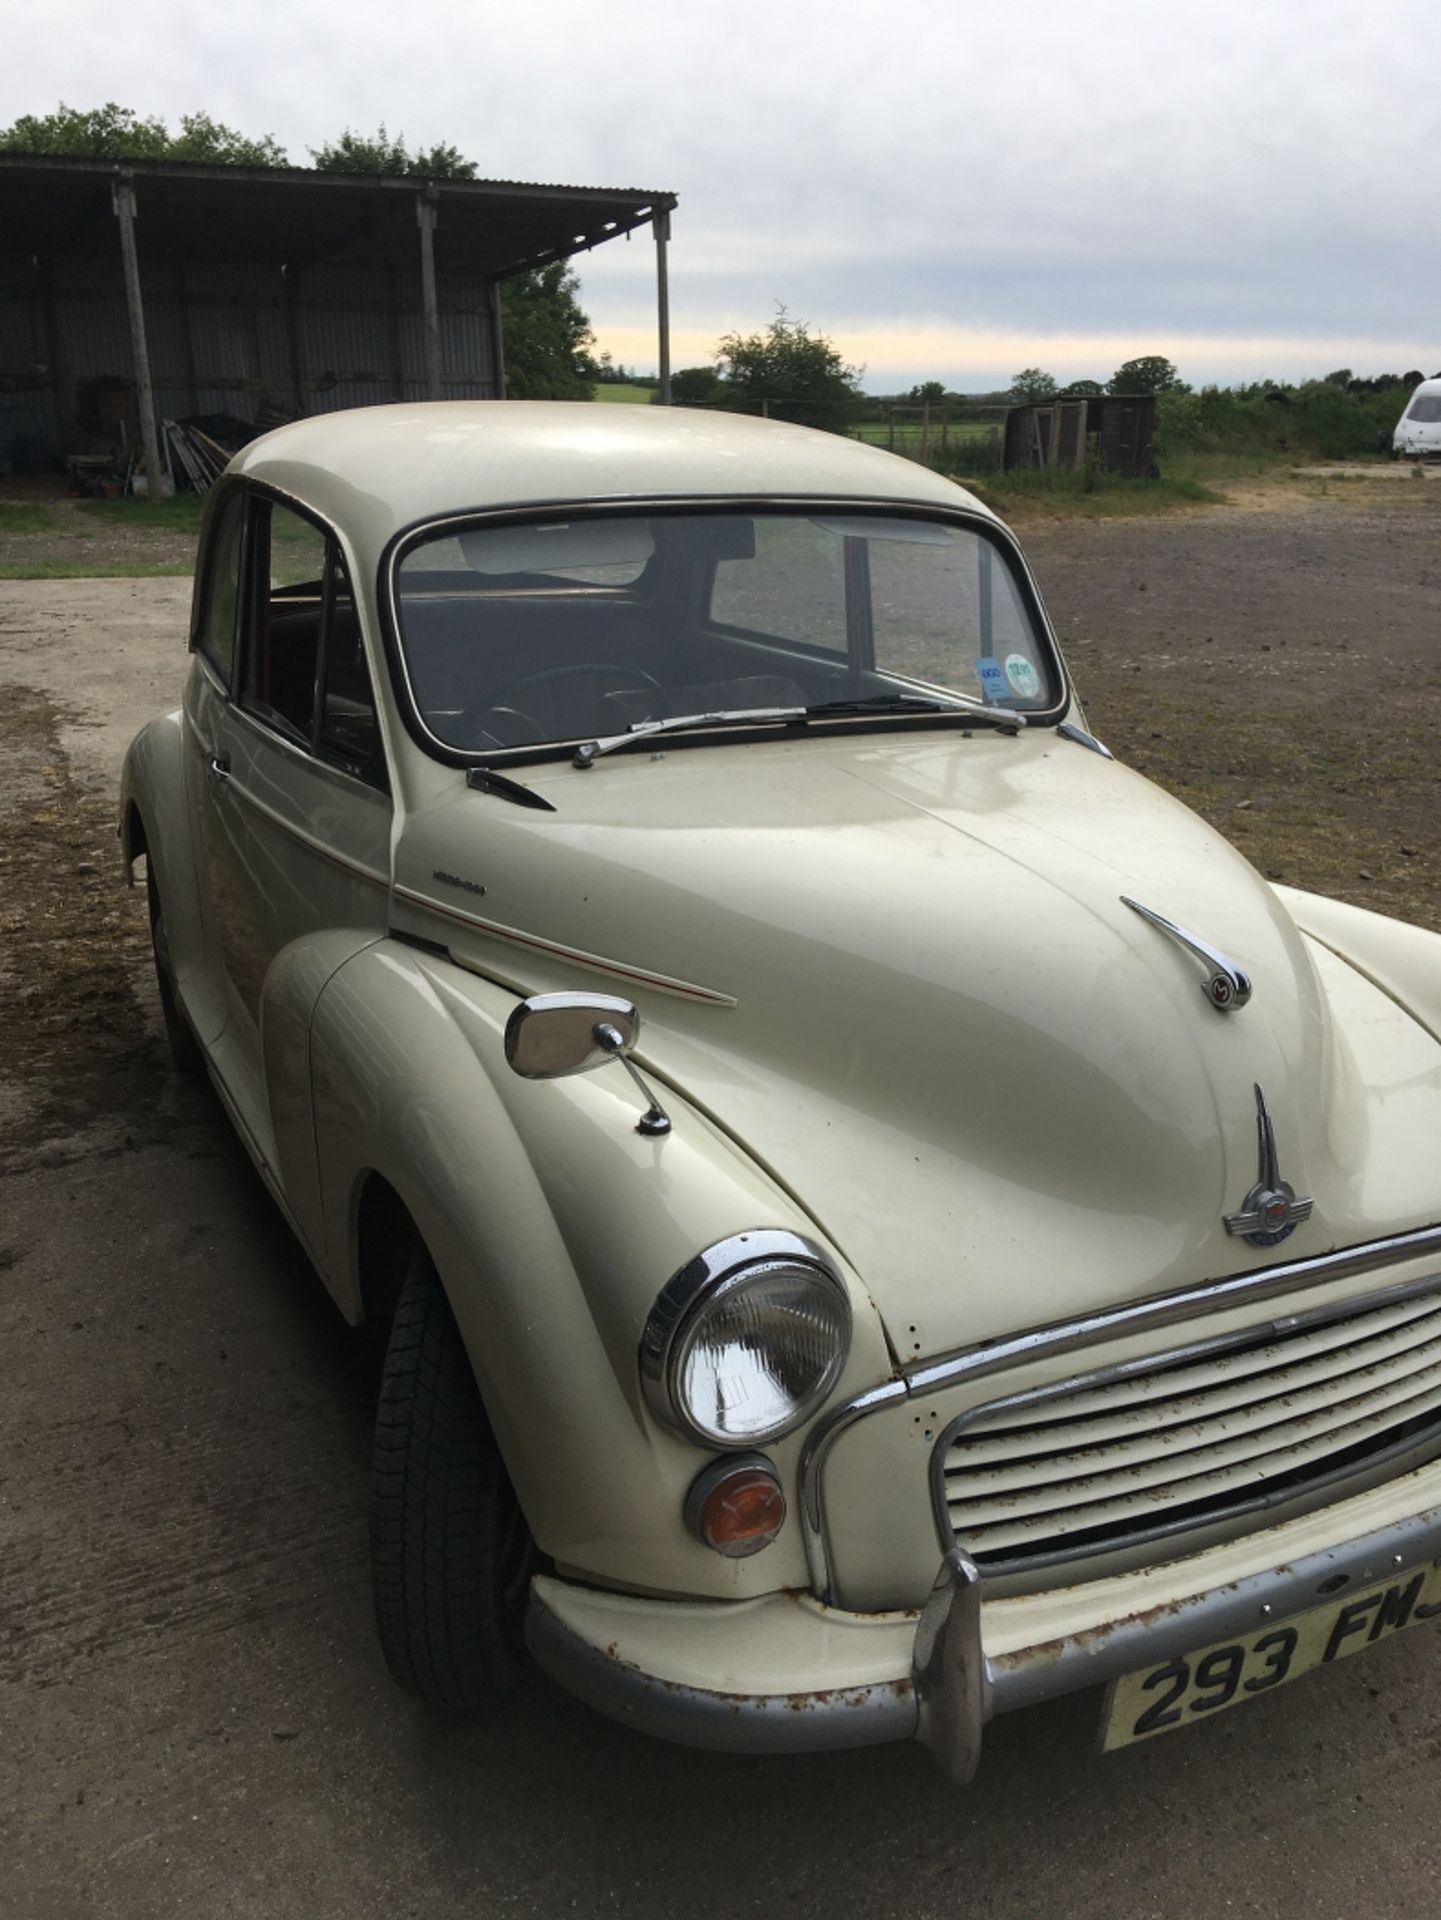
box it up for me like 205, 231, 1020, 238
319, 557, 381, 771
710, 518, 847, 652
238, 495, 384, 784
195, 489, 244, 681
241, 500, 327, 742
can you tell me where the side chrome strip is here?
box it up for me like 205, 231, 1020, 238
392, 883, 738, 1006
798, 1221, 1441, 1598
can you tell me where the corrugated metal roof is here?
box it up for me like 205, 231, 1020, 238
0, 154, 674, 279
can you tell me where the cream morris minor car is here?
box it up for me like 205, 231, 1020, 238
121, 402, 1441, 1779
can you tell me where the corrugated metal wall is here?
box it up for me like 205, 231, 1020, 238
0, 248, 498, 468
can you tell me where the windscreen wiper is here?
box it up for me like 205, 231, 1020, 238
804, 693, 1026, 733
573, 707, 805, 767
572, 693, 1027, 768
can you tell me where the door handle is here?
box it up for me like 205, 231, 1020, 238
207, 753, 231, 787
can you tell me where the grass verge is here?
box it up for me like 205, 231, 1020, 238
0, 561, 195, 580
0, 504, 63, 535
76, 496, 206, 534
959, 468, 1228, 518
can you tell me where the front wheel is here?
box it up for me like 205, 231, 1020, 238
371, 1250, 535, 1710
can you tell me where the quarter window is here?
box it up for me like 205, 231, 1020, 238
237, 496, 383, 783
194, 488, 244, 681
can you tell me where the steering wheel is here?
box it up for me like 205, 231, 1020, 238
464, 662, 666, 748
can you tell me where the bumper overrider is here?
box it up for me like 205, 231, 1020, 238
528, 1495, 1441, 1781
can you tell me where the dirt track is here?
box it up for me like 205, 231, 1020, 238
2, 481, 1440, 1918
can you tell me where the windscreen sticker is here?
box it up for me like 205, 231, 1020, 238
974, 656, 1009, 704
1004, 653, 1040, 699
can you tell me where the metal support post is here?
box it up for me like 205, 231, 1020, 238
111, 175, 165, 500
416, 189, 442, 402
653, 210, 672, 406
489, 278, 507, 398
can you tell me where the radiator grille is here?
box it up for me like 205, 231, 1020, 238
937, 1290, 1441, 1572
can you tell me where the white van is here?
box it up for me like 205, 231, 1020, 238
1393, 377, 1441, 458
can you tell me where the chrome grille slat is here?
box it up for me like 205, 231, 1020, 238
950, 1321, 1441, 1494
939, 1288, 1441, 1571
963, 1295, 1441, 1446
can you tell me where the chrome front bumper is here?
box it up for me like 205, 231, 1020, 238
527, 1498, 1441, 1781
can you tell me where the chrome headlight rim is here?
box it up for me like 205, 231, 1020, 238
639, 1229, 852, 1450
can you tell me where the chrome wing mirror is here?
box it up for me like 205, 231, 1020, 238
503, 992, 671, 1136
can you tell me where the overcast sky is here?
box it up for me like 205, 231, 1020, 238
5, 0, 1436, 390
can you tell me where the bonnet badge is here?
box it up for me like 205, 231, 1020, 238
1224, 1084, 1314, 1247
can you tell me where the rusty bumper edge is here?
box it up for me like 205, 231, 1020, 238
525, 1592, 921, 1756
988, 1498, 1441, 1716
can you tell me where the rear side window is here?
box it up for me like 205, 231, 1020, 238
1406, 394, 1441, 423
238, 495, 384, 784
195, 489, 244, 681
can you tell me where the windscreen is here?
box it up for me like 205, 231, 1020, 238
393, 509, 1058, 755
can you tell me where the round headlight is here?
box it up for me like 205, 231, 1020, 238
641, 1233, 852, 1448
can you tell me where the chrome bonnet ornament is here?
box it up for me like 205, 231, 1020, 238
1121, 896, 1252, 1012
1224, 1083, 1314, 1246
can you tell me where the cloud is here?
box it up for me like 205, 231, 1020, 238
5, 0, 1437, 386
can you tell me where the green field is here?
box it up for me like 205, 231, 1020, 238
852, 418, 1000, 449
592, 383, 657, 404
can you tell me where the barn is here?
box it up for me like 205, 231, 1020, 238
0, 154, 677, 489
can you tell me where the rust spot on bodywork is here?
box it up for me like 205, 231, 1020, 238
988, 1577, 1253, 1672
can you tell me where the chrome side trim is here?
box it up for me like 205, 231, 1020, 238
1122, 894, 1253, 1011
391, 883, 738, 1006
928, 1269, 1441, 1572
799, 1222, 1441, 1599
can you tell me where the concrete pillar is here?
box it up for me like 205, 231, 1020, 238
416, 190, 442, 402
111, 175, 165, 500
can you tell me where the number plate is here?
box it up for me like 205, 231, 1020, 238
1102, 1560, 1441, 1750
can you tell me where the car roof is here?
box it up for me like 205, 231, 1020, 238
229, 401, 996, 553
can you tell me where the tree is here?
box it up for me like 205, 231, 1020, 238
1061, 378, 1104, 397
498, 262, 597, 400
1009, 368, 1058, 402
308, 126, 592, 399
309, 125, 475, 178
1108, 355, 1188, 395
671, 365, 725, 405
908, 379, 946, 404
712, 309, 862, 434
0, 100, 287, 165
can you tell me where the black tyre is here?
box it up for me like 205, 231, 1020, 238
371, 1251, 534, 1709
146, 860, 204, 1075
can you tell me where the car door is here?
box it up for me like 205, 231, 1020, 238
197, 488, 393, 1224
179, 483, 245, 1050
